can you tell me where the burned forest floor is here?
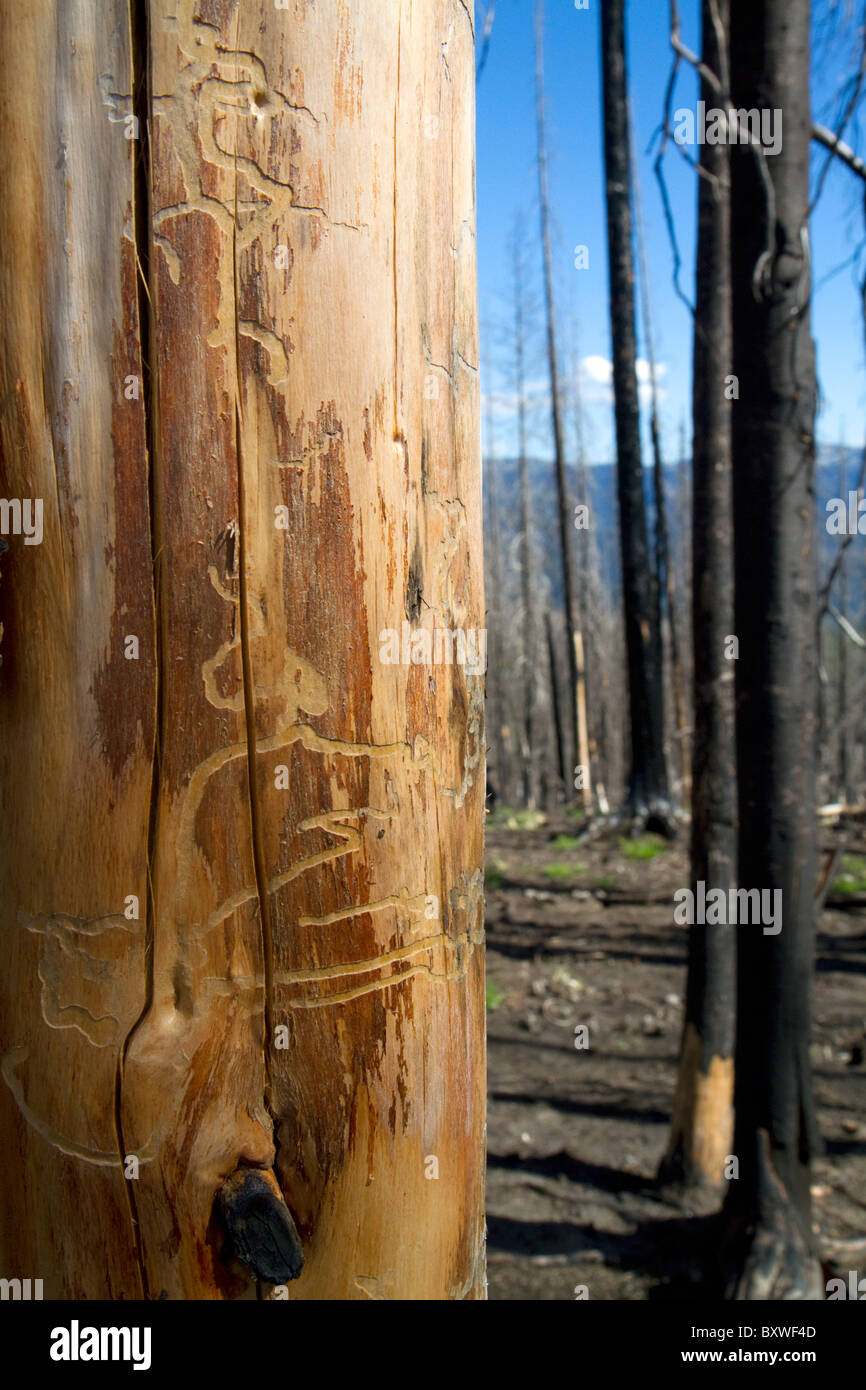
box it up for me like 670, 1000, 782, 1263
483, 811, 866, 1301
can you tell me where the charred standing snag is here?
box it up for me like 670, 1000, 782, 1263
660, 0, 736, 1193
599, 0, 673, 835
724, 0, 823, 1299
535, 0, 584, 800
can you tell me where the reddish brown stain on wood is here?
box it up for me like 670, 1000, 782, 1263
96, 243, 154, 782
2, 0, 484, 1302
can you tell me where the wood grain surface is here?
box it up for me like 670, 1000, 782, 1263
0, 0, 485, 1300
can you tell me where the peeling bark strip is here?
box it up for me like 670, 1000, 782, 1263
0, 0, 485, 1299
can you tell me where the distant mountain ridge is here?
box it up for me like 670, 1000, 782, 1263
484, 445, 864, 604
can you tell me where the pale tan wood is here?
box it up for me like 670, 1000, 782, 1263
2, 0, 484, 1300
0, 0, 153, 1296
574, 631, 592, 812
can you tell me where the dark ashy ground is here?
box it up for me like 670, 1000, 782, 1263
483, 811, 866, 1300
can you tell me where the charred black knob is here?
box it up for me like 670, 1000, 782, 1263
219, 1167, 304, 1284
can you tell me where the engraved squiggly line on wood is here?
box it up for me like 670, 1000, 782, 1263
277, 945, 466, 1010
149, 6, 363, 404
1, 1047, 155, 1168
297, 883, 429, 929
183, 516, 481, 1002
24, 911, 139, 1047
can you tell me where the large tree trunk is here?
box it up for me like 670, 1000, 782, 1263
0, 0, 485, 1301
725, 0, 822, 1299
600, 0, 671, 828
660, 0, 736, 1191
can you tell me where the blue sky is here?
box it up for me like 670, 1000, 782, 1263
476, 0, 866, 465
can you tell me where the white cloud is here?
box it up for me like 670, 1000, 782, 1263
636, 359, 668, 385
481, 355, 670, 462
481, 377, 551, 417
576, 355, 667, 405
581, 355, 613, 385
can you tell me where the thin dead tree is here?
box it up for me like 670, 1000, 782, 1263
476, 1, 496, 82
659, 0, 736, 1191
512, 218, 540, 809
836, 446, 853, 805
629, 101, 690, 807
561, 291, 606, 814
820, 440, 866, 806
545, 608, 568, 805
600, 0, 672, 830
536, 0, 586, 803
484, 372, 515, 807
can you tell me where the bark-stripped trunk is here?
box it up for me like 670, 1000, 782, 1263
725, 0, 822, 1299
568, 345, 594, 815
514, 230, 539, 811
0, 0, 485, 1301
545, 610, 567, 806
574, 630, 592, 812
661, 0, 736, 1190
600, 0, 670, 826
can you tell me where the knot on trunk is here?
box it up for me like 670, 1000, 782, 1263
218, 1166, 304, 1285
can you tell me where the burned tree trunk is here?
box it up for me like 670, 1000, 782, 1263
660, 0, 736, 1191
600, 0, 671, 829
630, 100, 681, 808
725, 0, 822, 1299
536, 0, 581, 797
0, 0, 485, 1300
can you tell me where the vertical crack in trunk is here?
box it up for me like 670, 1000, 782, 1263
114, 0, 157, 1300
392, 3, 402, 438
229, 41, 279, 1194
235, 400, 277, 1126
